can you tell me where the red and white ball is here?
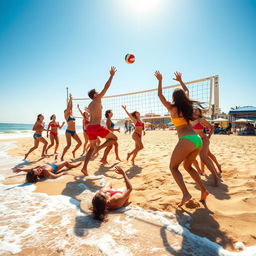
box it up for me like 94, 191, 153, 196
125, 54, 135, 64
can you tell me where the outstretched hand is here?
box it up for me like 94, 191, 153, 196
13, 168, 21, 173
154, 71, 162, 81
122, 105, 126, 110
173, 72, 182, 82
110, 66, 117, 76
69, 93, 72, 99
114, 166, 125, 175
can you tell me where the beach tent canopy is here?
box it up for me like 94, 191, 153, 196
145, 122, 152, 125
229, 106, 256, 121
229, 106, 256, 114
212, 118, 228, 122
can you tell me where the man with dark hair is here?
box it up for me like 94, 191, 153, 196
81, 66, 117, 175
88, 89, 97, 99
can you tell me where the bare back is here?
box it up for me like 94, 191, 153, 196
169, 105, 197, 137
88, 98, 103, 125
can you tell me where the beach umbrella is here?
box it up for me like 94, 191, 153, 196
234, 118, 253, 123
212, 118, 228, 122
145, 122, 152, 126
167, 122, 173, 126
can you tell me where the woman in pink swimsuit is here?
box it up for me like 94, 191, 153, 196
191, 108, 220, 185
92, 166, 132, 221
122, 105, 145, 164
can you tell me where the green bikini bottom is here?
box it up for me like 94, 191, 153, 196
179, 134, 202, 149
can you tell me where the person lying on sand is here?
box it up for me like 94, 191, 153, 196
13, 160, 82, 183
92, 166, 132, 221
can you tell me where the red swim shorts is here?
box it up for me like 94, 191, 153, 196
86, 124, 110, 140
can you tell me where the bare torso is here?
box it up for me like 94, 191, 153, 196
34, 121, 44, 135
88, 99, 103, 125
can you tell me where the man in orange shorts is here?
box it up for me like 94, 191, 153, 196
81, 66, 118, 175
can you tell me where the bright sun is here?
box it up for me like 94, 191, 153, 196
123, 0, 163, 16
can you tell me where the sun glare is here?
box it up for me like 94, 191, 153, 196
123, 0, 164, 16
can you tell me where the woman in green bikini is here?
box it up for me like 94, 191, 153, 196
155, 71, 208, 207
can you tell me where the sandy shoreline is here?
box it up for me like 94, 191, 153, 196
2, 131, 256, 251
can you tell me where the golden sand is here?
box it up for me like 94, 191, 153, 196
4, 131, 256, 250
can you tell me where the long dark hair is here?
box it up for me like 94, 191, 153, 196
37, 114, 42, 121
92, 193, 108, 221
131, 111, 139, 120
172, 89, 200, 124
105, 110, 112, 118
26, 171, 39, 183
194, 108, 203, 118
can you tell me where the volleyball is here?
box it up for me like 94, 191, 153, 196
125, 54, 135, 64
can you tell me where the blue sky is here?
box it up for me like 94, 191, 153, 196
0, 0, 255, 124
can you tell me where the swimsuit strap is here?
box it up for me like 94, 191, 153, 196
171, 117, 188, 128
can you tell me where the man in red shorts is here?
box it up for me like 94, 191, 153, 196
81, 66, 118, 175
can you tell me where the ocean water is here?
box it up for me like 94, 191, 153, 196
0, 143, 256, 255
0, 123, 83, 140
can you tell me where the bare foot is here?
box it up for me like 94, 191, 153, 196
24, 153, 28, 160
127, 153, 131, 161
100, 158, 108, 165
72, 150, 75, 159
81, 169, 89, 176
131, 159, 135, 165
41, 154, 47, 158
178, 193, 192, 207
218, 165, 222, 173
200, 190, 209, 202
61, 157, 64, 161
116, 157, 121, 161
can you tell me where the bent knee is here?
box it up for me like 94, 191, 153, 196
183, 162, 192, 171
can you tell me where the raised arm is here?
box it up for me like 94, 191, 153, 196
173, 72, 189, 96
66, 94, 73, 111
98, 67, 117, 99
110, 166, 132, 205
155, 71, 172, 110
121, 105, 137, 124
77, 104, 83, 117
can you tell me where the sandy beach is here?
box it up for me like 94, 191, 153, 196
2, 130, 256, 255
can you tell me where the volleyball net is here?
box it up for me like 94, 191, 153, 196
72, 75, 219, 122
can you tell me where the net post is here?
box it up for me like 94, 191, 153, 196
208, 78, 213, 117
213, 76, 220, 118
